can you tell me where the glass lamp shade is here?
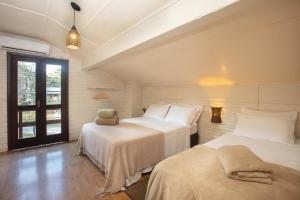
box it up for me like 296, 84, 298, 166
66, 26, 81, 50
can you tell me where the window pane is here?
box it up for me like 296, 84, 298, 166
18, 61, 36, 106
47, 124, 62, 136
18, 111, 36, 139
47, 109, 61, 135
46, 64, 61, 105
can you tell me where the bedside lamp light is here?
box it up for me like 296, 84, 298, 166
211, 107, 222, 123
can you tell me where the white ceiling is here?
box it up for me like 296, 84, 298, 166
101, 0, 300, 86
0, 0, 172, 57
0, 0, 299, 86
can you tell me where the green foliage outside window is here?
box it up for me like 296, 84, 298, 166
18, 62, 62, 124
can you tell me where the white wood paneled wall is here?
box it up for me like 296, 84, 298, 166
123, 83, 143, 118
142, 83, 300, 143
0, 50, 7, 151
259, 83, 300, 140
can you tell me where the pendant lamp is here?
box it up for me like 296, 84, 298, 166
66, 2, 81, 50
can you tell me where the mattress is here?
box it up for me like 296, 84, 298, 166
205, 133, 300, 171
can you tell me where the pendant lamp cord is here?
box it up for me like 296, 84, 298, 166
73, 10, 76, 27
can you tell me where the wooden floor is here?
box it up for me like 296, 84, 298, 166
0, 142, 131, 200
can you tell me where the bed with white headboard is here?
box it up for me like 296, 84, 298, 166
146, 108, 300, 200
78, 103, 203, 194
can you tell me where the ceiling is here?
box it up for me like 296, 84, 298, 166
0, 0, 299, 86
0, 0, 172, 57
100, 0, 300, 86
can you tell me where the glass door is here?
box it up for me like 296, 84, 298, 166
43, 61, 69, 144
8, 54, 69, 150
13, 58, 40, 148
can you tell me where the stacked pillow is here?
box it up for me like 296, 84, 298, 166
233, 108, 297, 144
164, 104, 203, 126
143, 104, 171, 120
143, 103, 203, 126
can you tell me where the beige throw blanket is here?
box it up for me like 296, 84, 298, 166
146, 145, 300, 200
216, 145, 273, 184
97, 109, 117, 119
78, 122, 164, 194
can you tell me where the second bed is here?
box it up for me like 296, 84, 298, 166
78, 116, 196, 193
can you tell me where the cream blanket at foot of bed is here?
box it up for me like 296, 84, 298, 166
78, 122, 164, 193
146, 145, 300, 200
216, 145, 273, 184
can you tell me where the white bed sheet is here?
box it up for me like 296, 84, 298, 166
204, 133, 300, 171
121, 117, 190, 157
81, 117, 190, 189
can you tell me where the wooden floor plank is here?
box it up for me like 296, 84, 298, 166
0, 142, 131, 200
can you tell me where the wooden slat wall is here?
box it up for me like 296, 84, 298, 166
0, 50, 7, 151
142, 82, 300, 143
259, 82, 300, 139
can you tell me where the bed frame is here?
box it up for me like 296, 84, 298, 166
190, 133, 199, 147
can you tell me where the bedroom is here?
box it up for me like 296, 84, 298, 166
0, 0, 300, 199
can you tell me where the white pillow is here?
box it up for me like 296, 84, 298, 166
172, 104, 203, 125
143, 104, 170, 120
233, 113, 293, 144
164, 105, 198, 126
191, 105, 203, 125
241, 108, 297, 142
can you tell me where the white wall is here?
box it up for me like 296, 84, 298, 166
0, 46, 125, 152
0, 50, 7, 151
122, 82, 143, 118
142, 82, 300, 143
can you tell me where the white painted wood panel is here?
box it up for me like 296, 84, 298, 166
259, 83, 300, 105
0, 50, 7, 151
143, 82, 300, 143
259, 83, 300, 139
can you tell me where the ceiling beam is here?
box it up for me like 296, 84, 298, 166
82, 0, 240, 69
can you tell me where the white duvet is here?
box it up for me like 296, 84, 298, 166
121, 117, 190, 157
79, 117, 190, 192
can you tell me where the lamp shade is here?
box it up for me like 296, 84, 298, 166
66, 26, 81, 50
211, 107, 222, 123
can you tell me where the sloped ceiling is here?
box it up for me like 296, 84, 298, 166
0, 0, 172, 57
100, 0, 300, 86
0, 0, 299, 86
